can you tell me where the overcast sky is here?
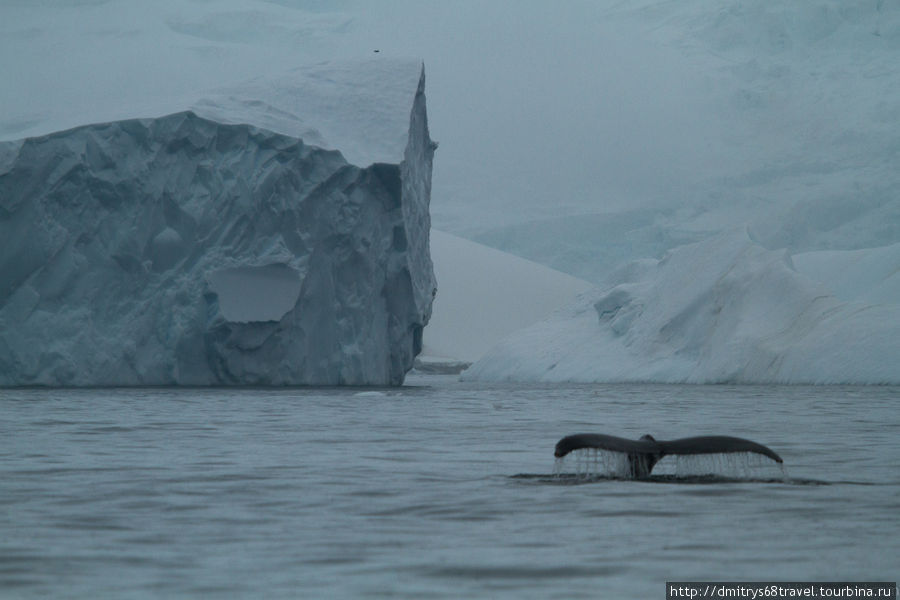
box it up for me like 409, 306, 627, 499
336, 1, 734, 225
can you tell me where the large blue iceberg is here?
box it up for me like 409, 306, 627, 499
0, 60, 436, 386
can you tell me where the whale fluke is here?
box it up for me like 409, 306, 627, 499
554, 432, 782, 478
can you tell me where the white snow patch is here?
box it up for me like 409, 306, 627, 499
422, 230, 592, 363
792, 243, 900, 306
190, 59, 423, 167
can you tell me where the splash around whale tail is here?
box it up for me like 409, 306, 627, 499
554, 432, 783, 478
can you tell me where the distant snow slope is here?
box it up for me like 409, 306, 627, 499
463, 230, 900, 384
423, 230, 592, 363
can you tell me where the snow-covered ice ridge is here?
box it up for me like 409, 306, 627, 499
463, 230, 900, 385
0, 59, 436, 386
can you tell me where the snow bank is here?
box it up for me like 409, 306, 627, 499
792, 243, 900, 306
422, 230, 592, 363
190, 60, 425, 169
0, 60, 436, 386
463, 230, 900, 384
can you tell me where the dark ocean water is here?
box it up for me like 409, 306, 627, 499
2, 376, 898, 598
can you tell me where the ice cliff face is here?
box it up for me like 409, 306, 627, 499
463, 230, 900, 384
0, 61, 435, 386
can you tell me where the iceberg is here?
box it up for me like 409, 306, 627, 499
0, 59, 436, 386
463, 230, 900, 384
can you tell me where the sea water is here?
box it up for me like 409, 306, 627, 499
2, 376, 898, 599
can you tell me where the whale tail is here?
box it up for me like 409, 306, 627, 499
554, 432, 782, 478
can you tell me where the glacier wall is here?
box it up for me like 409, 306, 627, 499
462, 230, 900, 384
0, 62, 435, 386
